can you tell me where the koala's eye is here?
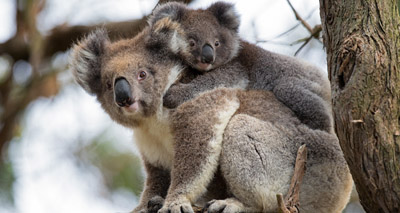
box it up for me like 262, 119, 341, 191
189, 39, 196, 47
215, 40, 220, 47
138, 71, 147, 80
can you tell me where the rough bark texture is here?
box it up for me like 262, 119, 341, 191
319, 1, 400, 212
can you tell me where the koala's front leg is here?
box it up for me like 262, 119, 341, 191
163, 64, 248, 109
163, 83, 191, 109
158, 89, 240, 213
132, 161, 170, 213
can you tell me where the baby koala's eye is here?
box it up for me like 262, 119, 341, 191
138, 71, 147, 80
189, 39, 196, 47
215, 40, 220, 47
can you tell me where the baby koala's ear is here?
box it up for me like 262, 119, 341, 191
69, 28, 109, 95
146, 16, 188, 55
147, 2, 187, 26
207, 1, 240, 32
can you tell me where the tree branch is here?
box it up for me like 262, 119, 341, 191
277, 144, 307, 213
285, 0, 322, 55
0, 0, 193, 157
286, 0, 313, 33
0, 0, 194, 61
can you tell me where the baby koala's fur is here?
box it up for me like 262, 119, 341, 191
69, 14, 352, 213
149, 2, 334, 133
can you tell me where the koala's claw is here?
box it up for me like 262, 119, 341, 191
157, 199, 193, 213
203, 198, 245, 213
148, 196, 165, 213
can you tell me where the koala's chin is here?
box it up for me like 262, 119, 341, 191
120, 102, 140, 115
99, 102, 140, 128
193, 62, 213, 72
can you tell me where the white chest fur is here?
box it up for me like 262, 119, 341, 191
133, 64, 183, 170
133, 114, 175, 170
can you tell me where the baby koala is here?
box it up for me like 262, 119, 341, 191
149, 1, 334, 133
69, 14, 352, 213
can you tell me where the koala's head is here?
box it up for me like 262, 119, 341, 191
69, 27, 183, 128
148, 1, 240, 72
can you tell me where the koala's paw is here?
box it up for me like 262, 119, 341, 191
163, 94, 180, 109
163, 84, 188, 109
157, 197, 193, 213
204, 198, 245, 213
131, 205, 146, 213
147, 195, 165, 213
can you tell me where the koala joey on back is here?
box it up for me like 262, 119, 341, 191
69, 18, 352, 213
149, 1, 335, 133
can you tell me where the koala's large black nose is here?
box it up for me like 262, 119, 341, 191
201, 44, 214, 64
114, 78, 134, 107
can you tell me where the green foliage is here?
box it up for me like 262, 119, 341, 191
398, 0, 400, 15
77, 133, 144, 197
0, 158, 15, 206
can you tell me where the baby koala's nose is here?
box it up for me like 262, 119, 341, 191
114, 77, 134, 107
201, 44, 214, 64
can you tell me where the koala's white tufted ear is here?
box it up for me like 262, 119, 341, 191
69, 28, 109, 95
147, 2, 187, 26
145, 17, 188, 56
207, 2, 240, 32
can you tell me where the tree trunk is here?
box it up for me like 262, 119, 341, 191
319, 1, 400, 212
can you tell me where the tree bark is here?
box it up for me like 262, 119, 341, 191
319, 1, 400, 212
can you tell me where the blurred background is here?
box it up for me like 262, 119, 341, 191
0, 0, 362, 212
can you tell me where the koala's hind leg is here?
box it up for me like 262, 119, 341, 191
217, 114, 296, 213
219, 114, 353, 213
273, 77, 334, 133
132, 161, 170, 213
158, 88, 240, 213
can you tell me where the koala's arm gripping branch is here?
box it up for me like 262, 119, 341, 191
277, 144, 308, 213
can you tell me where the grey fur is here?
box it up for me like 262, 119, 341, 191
147, 2, 187, 26
69, 14, 352, 213
150, 2, 334, 133
69, 28, 109, 95
207, 2, 240, 31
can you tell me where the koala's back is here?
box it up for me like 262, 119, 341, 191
237, 41, 330, 96
235, 90, 301, 126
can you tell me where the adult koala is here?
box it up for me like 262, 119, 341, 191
69, 12, 352, 213
150, 2, 334, 134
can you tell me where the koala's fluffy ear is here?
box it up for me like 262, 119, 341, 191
147, 2, 187, 26
146, 16, 187, 54
69, 28, 109, 95
207, 2, 240, 32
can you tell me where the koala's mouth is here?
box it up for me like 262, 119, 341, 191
195, 62, 213, 71
120, 101, 139, 114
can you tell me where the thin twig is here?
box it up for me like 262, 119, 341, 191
273, 7, 318, 40
286, 0, 313, 33
294, 36, 312, 56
